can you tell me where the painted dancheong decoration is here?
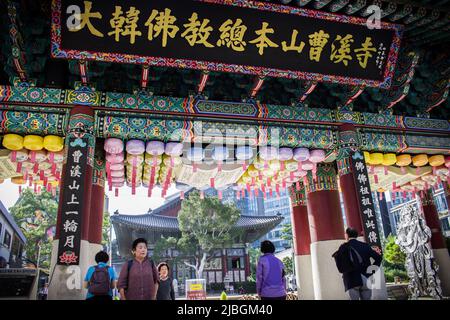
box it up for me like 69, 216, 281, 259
51, 0, 402, 88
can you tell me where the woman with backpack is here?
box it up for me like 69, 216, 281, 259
83, 251, 117, 300
118, 238, 159, 300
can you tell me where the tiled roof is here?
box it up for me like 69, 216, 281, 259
111, 212, 283, 232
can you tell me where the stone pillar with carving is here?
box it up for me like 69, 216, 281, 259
288, 183, 314, 299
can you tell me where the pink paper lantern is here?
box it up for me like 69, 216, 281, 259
104, 138, 124, 154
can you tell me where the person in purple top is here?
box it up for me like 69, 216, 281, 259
256, 240, 287, 300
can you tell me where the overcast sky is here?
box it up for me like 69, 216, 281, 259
0, 179, 180, 215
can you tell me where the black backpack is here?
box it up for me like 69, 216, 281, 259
88, 266, 111, 296
332, 243, 363, 274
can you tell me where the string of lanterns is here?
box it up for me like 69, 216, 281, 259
1, 134, 65, 195
364, 151, 450, 200
104, 138, 327, 199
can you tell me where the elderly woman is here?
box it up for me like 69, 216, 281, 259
256, 240, 286, 300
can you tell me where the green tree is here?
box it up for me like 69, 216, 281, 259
102, 211, 111, 247
153, 236, 178, 263
280, 223, 293, 242
9, 188, 58, 270
384, 235, 406, 266
247, 247, 261, 282
177, 191, 241, 279
282, 256, 293, 275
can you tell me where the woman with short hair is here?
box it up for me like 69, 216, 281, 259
256, 240, 287, 300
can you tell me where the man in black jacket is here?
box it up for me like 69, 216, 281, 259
335, 228, 383, 300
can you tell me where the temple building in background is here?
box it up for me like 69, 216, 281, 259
111, 189, 283, 287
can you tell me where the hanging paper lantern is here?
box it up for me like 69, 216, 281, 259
110, 170, 125, 178
126, 139, 145, 155
421, 174, 437, 185
110, 163, 125, 171
395, 154, 412, 167
3, 134, 24, 151
301, 160, 314, 171
104, 138, 124, 154
163, 155, 182, 167
106, 152, 124, 164
435, 165, 449, 178
112, 181, 125, 188
11, 177, 26, 185
23, 135, 44, 151
294, 170, 308, 177
428, 155, 444, 167
165, 142, 183, 157
186, 147, 204, 162
262, 168, 276, 177
284, 159, 298, 172
412, 154, 428, 167
410, 179, 426, 190
247, 165, 259, 177
363, 151, 371, 163
445, 156, 450, 168
382, 153, 397, 166
146, 140, 165, 156
236, 146, 254, 160
252, 157, 266, 170
10, 149, 28, 163
269, 159, 281, 172
43, 135, 64, 152
144, 153, 162, 166
309, 149, 325, 163
259, 146, 279, 161
48, 150, 64, 164
367, 153, 383, 165
29, 150, 47, 163
126, 153, 144, 166
278, 148, 293, 161
293, 148, 310, 162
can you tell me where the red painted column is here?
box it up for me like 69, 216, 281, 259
422, 188, 450, 296
88, 148, 105, 245
337, 124, 364, 235
422, 189, 446, 249
288, 184, 314, 299
305, 163, 346, 300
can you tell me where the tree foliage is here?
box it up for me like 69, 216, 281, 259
282, 256, 293, 275
177, 191, 241, 278
280, 223, 293, 242
384, 235, 406, 266
9, 188, 58, 270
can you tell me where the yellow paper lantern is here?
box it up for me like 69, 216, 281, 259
247, 165, 259, 177
368, 153, 383, 165
428, 155, 445, 167
269, 159, 281, 172
43, 135, 64, 152
11, 177, 26, 185
396, 154, 411, 167
363, 151, 371, 163
2, 134, 24, 151
382, 153, 397, 166
23, 135, 44, 151
412, 154, 428, 167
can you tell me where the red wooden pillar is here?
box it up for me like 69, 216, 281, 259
422, 189, 446, 249
288, 184, 314, 299
336, 123, 364, 235
305, 163, 346, 300
422, 188, 450, 296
